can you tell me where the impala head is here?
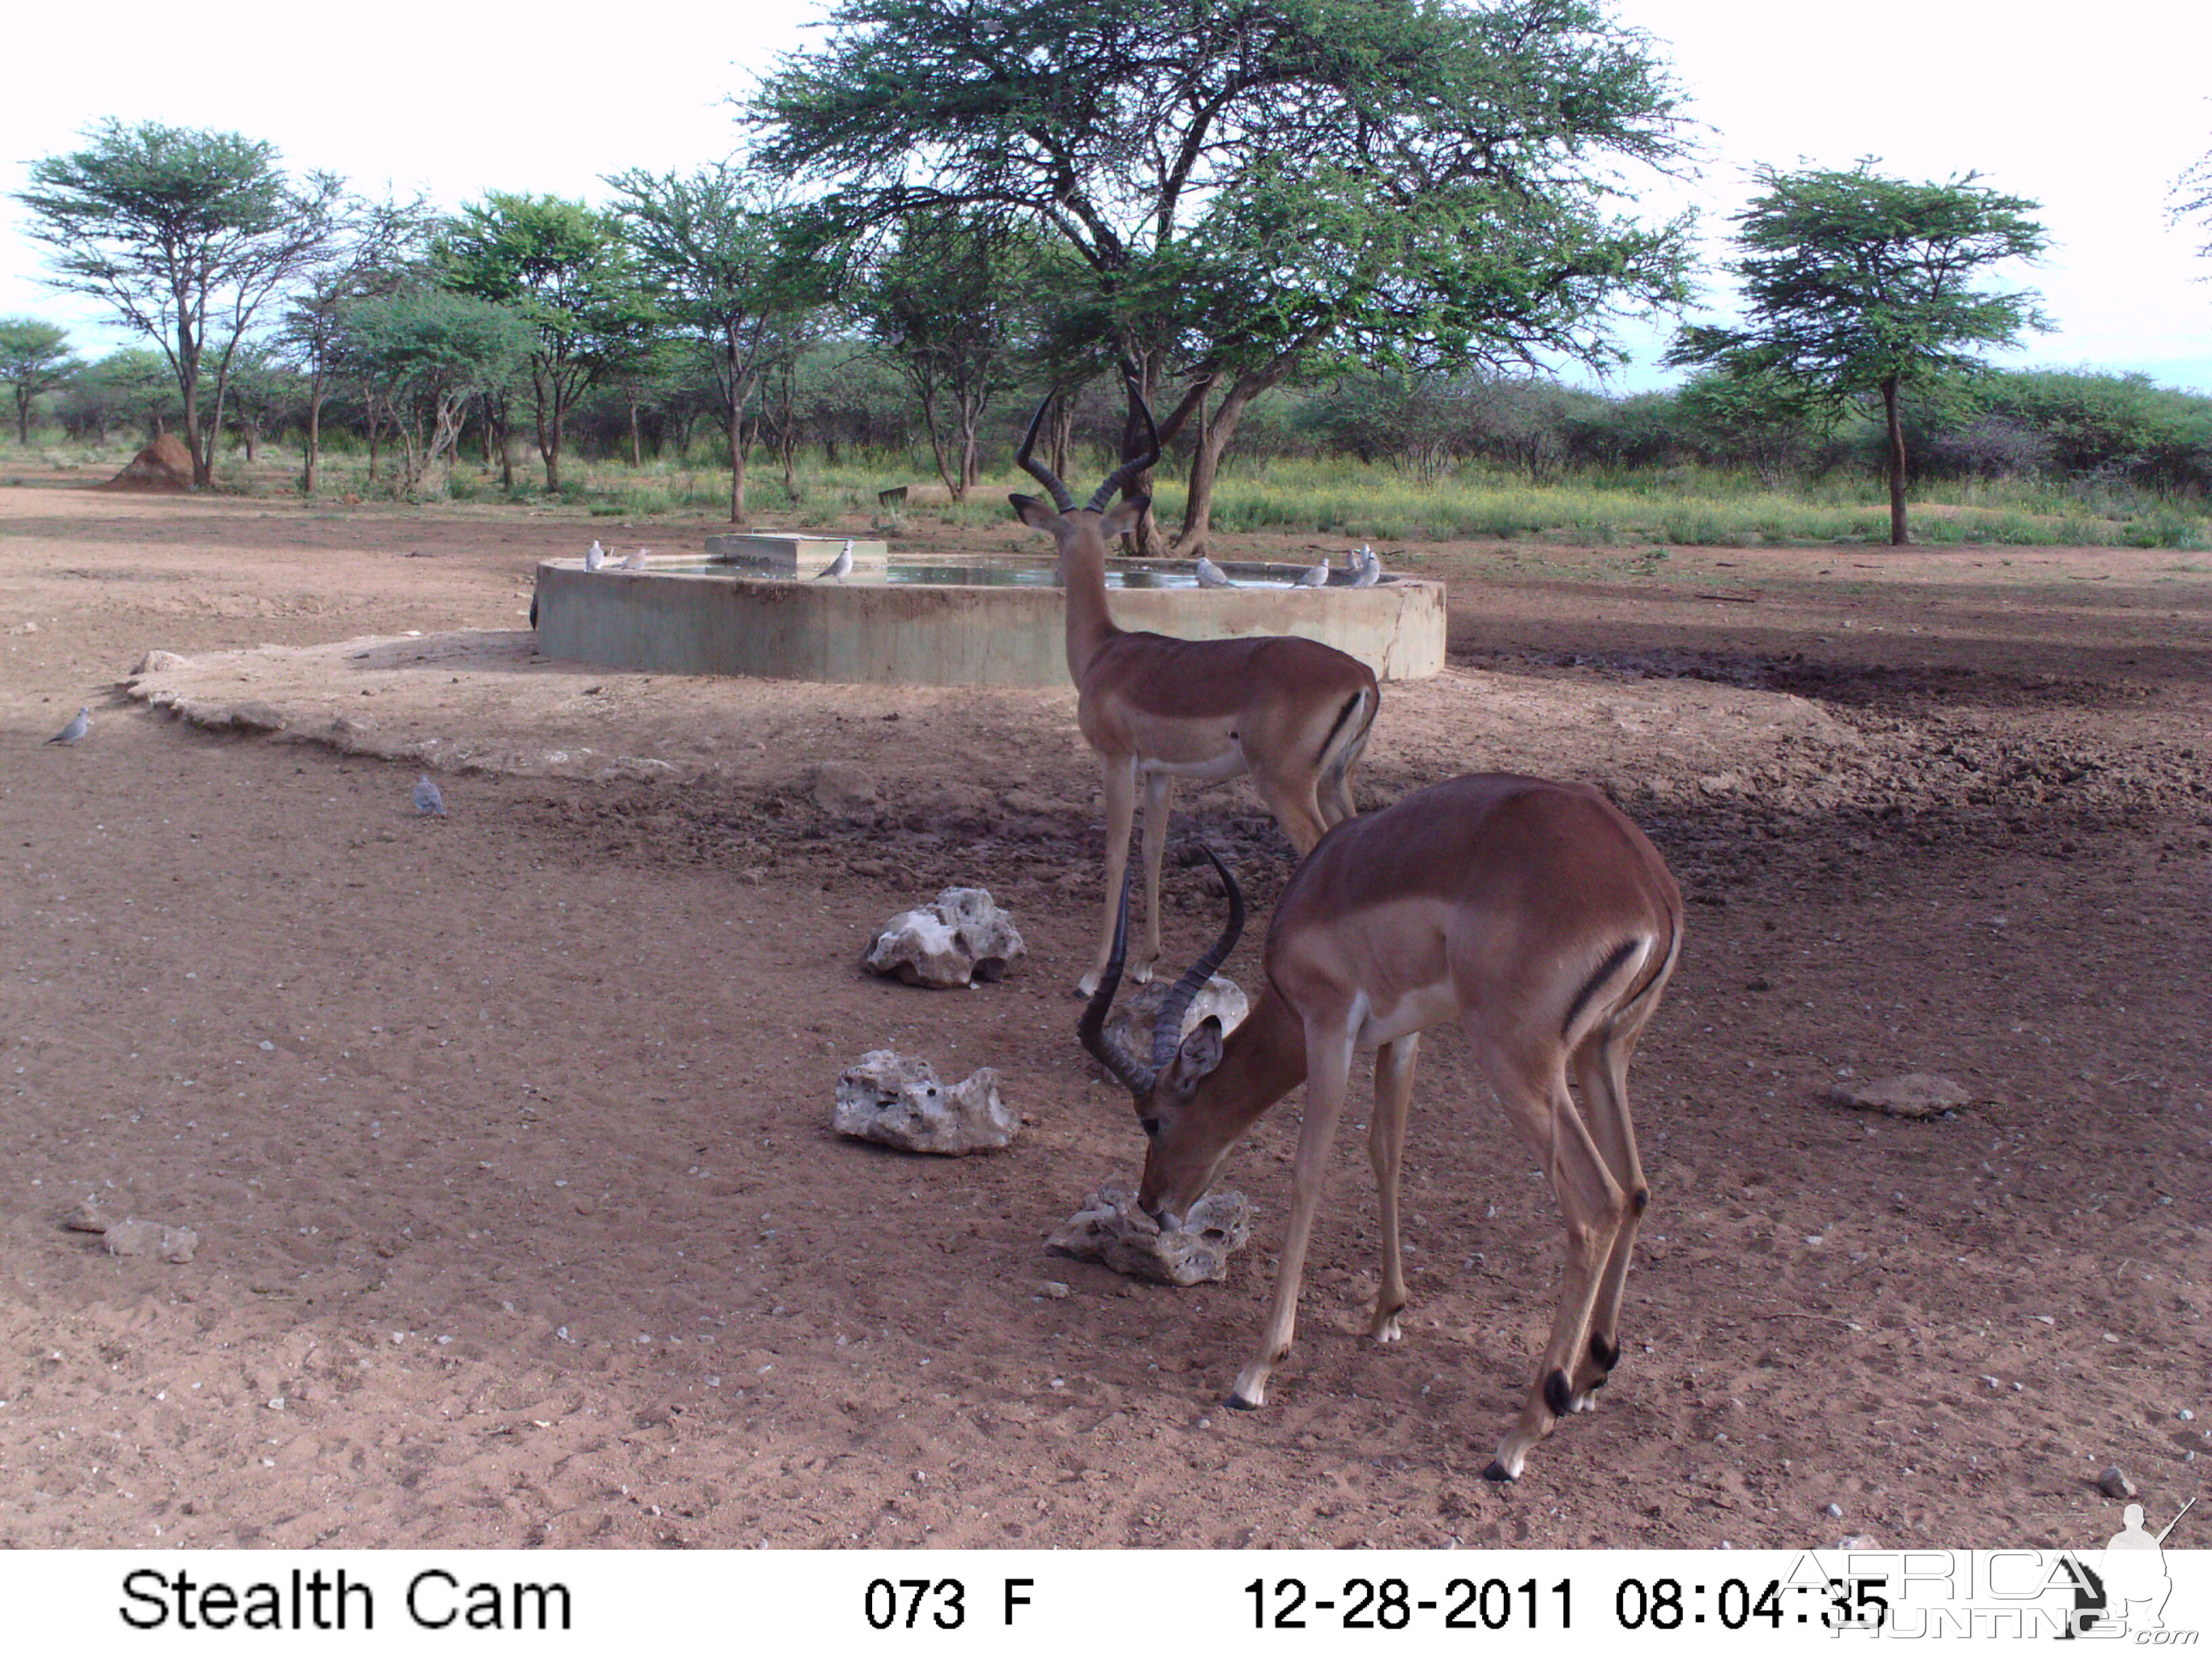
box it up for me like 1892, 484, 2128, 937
1009, 373, 1162, 552
1079, 845, 1246, 1231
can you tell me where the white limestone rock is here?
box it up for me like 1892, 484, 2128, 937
64, 1196, 116, 1233
103, 1218, 199, 1263
1100, 975, 1248, 1070
834, 1050, 1018, 1155
864, 886, 1026, 988
1834, 1073, 1973, 1119
1046, 1179, 1252, 1286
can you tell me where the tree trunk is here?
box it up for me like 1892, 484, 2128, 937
539, 408, 561, 493
1883, 375, 1909, 546
958, 388, 981, 495
302, 369, 325, 493
1176, 361, 1300, 560
1118, 359, 1214, 555
726, 368, 754, 525
628, 395, 642, 469
182, 370, 209, 487
918, 388, 956, 497
1046, 398, 1076, 480
15, 389, 29, 447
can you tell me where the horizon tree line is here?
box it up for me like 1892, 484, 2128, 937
9, 2, 2212, 544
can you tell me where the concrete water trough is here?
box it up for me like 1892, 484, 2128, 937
532, 535, 1446, 689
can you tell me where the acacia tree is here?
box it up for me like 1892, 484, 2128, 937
0, 318, 83, 445
337, 289, 534, 493
856, 211, 1052, 498
752, 0, 1694, 557
602, 165, 828, 522
1667, 163, 2048, 546
280, 192, 433, 492
16, 121, 340, 486
436, 194, 651, 491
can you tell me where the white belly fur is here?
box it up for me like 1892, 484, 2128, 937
1138, 749, 1249, 783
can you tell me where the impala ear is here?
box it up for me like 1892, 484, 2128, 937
1165, 1015, 1224, 1097
1099, 494, 1149, 539
1010, 492, 1060, 530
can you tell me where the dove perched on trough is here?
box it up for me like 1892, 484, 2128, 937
619, 547, 649, 571
1345, 543, 1370, 573
584, 539, 606, 572
1193, 554, 1235, 588
813, 539, 855, 581
1293, 558, 1330, 588
45, 707, 91, 745
1350, 546, 1382, 588
412, 775, 447, 817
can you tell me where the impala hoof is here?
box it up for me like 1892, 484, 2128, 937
1226, 1391, 1261, 1412
1480, 1458, 1516, 1483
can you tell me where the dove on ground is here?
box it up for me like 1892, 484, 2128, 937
412, 775, 447, 817
619, 547, 649, 571
1293, 558, 1330, 588
813, 538, 855, 581
1193, 554, 1235, 588
45, 707, 91, 745
1350, 546, 1382, 587
583, 539, 606, 572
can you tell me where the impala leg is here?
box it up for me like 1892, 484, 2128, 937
1569, 1029, 1650, 1406
1134, 771, 1176, 985
1080, 755, 1139, 998
1229, 1029, 1354, 1410
1249, 771, 1329, 859
1476, 1037, 1628, 1482
1368, 1033, 1419, 1345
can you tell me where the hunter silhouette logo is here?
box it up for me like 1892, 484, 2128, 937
2060, 1496, 2195, 1639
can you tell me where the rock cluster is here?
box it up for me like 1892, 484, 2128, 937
65, 1197, 197, 1262
833, 1050, 1019, 1155
863, 887, 1026, 989
1046, 1180, 1252, 1286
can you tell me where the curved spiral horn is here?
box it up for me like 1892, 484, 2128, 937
1078, 859, 1156, 1097
1149, 844, 1246, 1075
1085, 367, 1163, 514
1014, 392, 1076, 513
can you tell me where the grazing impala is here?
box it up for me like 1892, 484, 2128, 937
1012, 382, 1379, 996
1080, 773, 1683, 1481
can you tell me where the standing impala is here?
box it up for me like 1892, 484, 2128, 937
1012, 384, 1378, 996
1081, 772, 1683, 1481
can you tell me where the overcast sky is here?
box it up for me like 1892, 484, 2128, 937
4, 0, 2207, 394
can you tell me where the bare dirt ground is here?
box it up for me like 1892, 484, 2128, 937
1, 475, 2207, 1551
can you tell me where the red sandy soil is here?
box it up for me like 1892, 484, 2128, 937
1, 476, 2207, 1550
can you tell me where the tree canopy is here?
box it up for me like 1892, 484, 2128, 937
602, 165, 829, 521
1667, 161, 2047, 544
16, 120, 340, 485
854, 210, 1054, 498
436, 193, 654, 490
337, 288, 535, 491
2173, 137, 2212, 263
751, 0, 1696, 554
0, 317, 83, 445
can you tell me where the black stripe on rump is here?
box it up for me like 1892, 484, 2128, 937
1316, 688, 1368, 764
1560, 939, 1640, 1040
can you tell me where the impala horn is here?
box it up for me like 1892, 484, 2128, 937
1078, 859, 1155, 1097
1085, 367, 1163, 514
1148, 845, 1245, 1074
1015, 393, 1076, 514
